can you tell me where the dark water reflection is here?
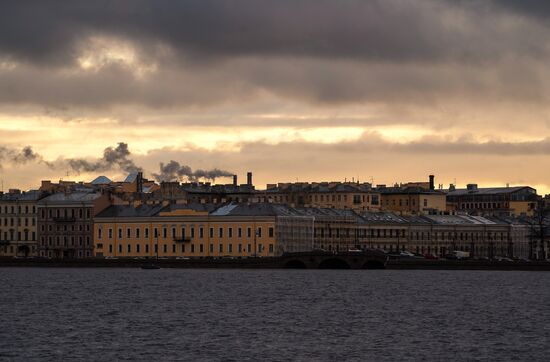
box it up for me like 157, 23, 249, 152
0, 268, 549, 361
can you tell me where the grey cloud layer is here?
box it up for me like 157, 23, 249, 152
1, 0, 550, 113
0, 0, 547, 65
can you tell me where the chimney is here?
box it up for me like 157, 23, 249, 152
137, 171, 144, 194
233, 175, 238, 186
449, 184, 456, 191
429, 175, 435, 191
467, 184, 478, 191
247, 172, 253, 186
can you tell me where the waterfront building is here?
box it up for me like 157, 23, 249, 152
446, 184, 538, 216
37, 191, 119, 258
0, 189, 46, 257
311, 212, 531, 259
93, 203, 297, 258
93, 202, 533, 260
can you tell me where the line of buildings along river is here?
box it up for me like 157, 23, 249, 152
0, 172, 548, 260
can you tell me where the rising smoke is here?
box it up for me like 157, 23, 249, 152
153, 160, 233, 182
0, 145, 46, 166
65, 142, 142, 175
0, 142, 232, 183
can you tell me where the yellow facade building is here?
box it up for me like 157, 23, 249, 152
94, 203, 280, 258
0, 190, 45, 257
380, 188, 447, 215
262, 182, 380, 211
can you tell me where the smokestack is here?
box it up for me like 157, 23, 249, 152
247, 172, 253, 186
233, 175, 238, 186
137, 171, 144, 194
429, 175, 435, 191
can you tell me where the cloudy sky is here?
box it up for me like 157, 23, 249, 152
0, 0, 549, 193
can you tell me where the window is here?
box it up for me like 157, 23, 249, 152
136, 244, 140, 253
163, 244, 167, 253
209, 244, 214, 253
191, 244, 195, 253
247, 228, 251, 238
257, 228, 262, 237
228, 228, 233, 238
269, 244, 274, 253
118, 244, 122, 253
136, 228, 140, 239
118, 228, 122, 239
172, 227, 176, 238
247, 244, 252, 253
209, 228, 214, 238
191, 227, 195, 238
108, 228, 113, 239
199, 244, 204, 253
219, 227, 223, 238
219, 244, 223, 253
238, 228, 242, 238
268, 227, 274, 237
163, 228, 167, 238
228, 244, 233, 253
109, 244, 113, 253
172, 244, 176, 253
238, 244, 242, 253
199, 227, 204, 238
145, 244, 149, 253
127, 244, 131, 253
145, 228, 149, 238
97, 243, 103, 249
98, 228, 103, 239
127, 228, 131, 238
154, 228, 158, 238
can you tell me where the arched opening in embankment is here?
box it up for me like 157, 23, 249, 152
318, 258, 351, 269
284, 259, 308, 269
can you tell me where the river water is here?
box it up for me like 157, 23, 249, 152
0, 268, 548, 361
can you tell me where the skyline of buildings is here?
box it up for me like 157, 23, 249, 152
1, 171, 548, 261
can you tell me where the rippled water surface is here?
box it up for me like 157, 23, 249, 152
0, 268, 549, 361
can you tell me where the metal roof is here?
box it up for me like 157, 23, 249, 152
38, 192, 103, 205
447, 186, 534, 196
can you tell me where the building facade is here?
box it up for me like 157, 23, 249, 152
261, 182, 380, 211
92, 202, 533, 260
0, 190, 46, 257
446, 185, 538, 216
37, 192, 115, 258
94, 203, 283, 258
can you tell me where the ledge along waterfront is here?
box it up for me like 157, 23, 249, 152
1, 251, 550, 270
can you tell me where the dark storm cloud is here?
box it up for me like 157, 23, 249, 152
489, 0, 550, 19
0, 0, 545, 66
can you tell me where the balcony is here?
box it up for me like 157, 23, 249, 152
174, 237, 192, 243
53, 217, 76, 223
